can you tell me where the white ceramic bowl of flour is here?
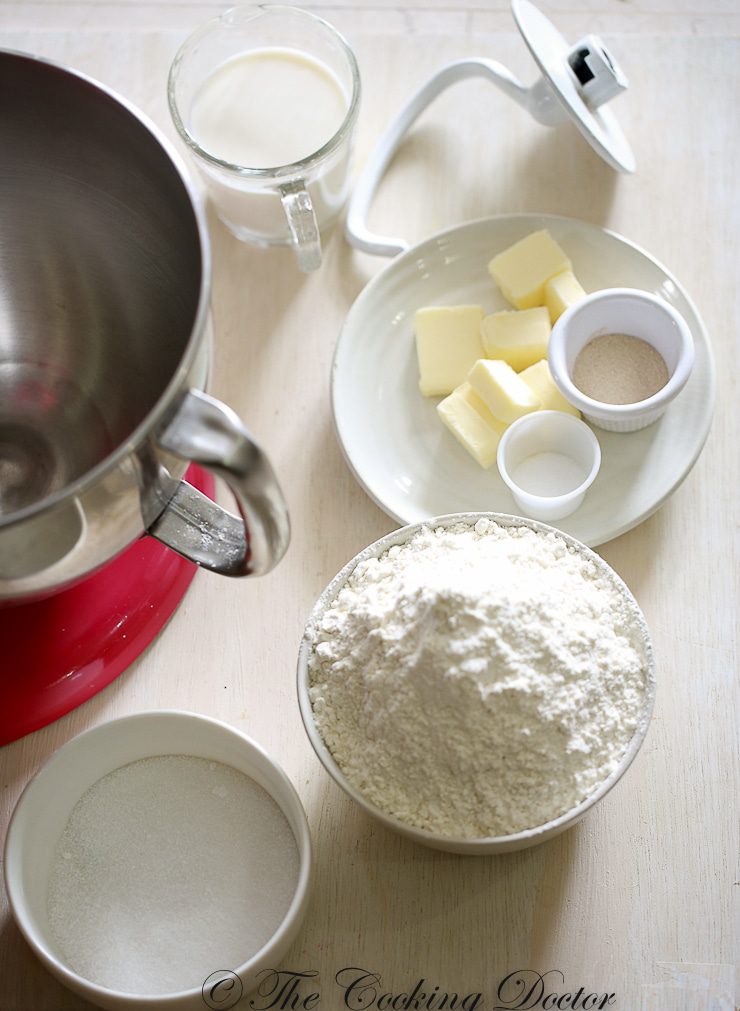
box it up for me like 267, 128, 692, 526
4, 711, 313, 1011
298, 513, 655, 855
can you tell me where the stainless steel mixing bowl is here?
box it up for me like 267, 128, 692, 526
0, 50, 289, 599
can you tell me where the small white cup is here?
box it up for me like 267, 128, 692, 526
168, 5, 361, 271
497, 411, 601, 521
548, 287, 695, 432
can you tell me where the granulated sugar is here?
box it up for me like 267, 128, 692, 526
47, 755, 299, 994
308, 519, 650, 838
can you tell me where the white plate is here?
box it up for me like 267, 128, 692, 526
332, 214, 715, 546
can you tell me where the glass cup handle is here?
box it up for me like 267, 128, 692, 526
280, 180, 322, 272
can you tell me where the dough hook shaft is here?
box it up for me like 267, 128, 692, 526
346, 59, 532, 258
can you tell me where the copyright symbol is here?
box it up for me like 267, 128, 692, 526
202, 970, 244, 1009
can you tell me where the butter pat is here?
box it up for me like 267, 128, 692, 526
480, 307, 551, 371
519, 359, 581, 417
415, 305, 485, 397
437, 382, 506, 469
467, 359, 540, 424
488, 230, 571, 310
545, 270, 587, 323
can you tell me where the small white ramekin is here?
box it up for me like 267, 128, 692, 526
497, 411, 601, 521
297, 513, 655, 856
548, 287, 694, 432
4, 711, 313, 1011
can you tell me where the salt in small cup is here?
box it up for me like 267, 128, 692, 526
496, 411, 601, 522
547, 287, 694, 432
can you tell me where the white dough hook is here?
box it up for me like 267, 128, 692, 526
346, 0, 634, 258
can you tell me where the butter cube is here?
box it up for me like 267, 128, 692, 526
467, 359, 540, 424
480, 307, 551, 371
488, 230, 571, 310
519, 359, 581, 417
545, 270, 587, 323
415, 305, 485, 397
437, 382, 506, 469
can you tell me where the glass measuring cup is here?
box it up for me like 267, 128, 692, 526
168, 5, 361, 271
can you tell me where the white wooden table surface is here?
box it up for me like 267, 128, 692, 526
0, 2, 737, 1009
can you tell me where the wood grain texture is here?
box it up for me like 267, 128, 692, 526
0, 3, 737, 1010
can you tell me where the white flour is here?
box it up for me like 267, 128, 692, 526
307, 519, 650, 838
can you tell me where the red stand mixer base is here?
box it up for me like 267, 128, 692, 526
0, 466, 214, 746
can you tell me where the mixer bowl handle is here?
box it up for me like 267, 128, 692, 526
149, 389, 290, 577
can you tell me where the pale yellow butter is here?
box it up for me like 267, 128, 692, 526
480, 306, 551, 371
436, 381, 506, 469
488, 230, 571, 310
415, 305, 485, 397
519, 359, 581, 417
467, 359, 540, 424
545, 270, 587, 323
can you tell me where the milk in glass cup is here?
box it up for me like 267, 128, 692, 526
168, 5, 360, 271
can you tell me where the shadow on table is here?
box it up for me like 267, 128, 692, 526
347, 113, 621, 254
494, 123, 620, 229
598, 504, 670, 600
294, 786, 580, 989
0, 911, 97, 1011
206, 203, 310, 348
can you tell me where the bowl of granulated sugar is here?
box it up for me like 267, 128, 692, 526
4, 711, 312, 1010
298, 513, 655, 855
